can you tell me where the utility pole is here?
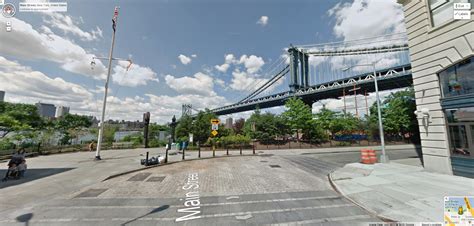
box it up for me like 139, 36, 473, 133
349, 85, 361, 118
342, 63, 388, 163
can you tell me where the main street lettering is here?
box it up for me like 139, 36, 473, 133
176, 173, 201, 222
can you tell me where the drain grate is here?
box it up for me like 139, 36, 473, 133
127, 172, 152, 182
146, 176, 166, 182
75, 189, 108, 198
269, 165, 281, 168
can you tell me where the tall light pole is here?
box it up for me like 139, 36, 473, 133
342, 63, 388, 163
90, 6, 132, 160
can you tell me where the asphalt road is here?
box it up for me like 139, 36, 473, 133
0, 146, 421, 225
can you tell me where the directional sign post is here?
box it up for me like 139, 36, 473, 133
210, 119, 220, 137
210, 119, 220, 157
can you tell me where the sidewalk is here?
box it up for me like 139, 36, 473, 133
329, 162, 474, 222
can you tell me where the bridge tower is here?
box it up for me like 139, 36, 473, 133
182, 104, 192, 117
288, 46, 309, 92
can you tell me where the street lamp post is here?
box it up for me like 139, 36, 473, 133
342, 63, 388, 163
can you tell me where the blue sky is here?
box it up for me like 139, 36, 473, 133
0, 0, 406, 123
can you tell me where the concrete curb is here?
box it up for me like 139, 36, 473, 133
102, 154, 262, 181
327, 171, 397, 223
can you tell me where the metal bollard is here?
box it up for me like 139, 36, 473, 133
240, 144, 242, 155
253, 145, 255, 155
213, 145, 215, 157
198, 142, 201, 158
146, 151, 149, 166
182, 146, 185, 160
226, 146, 229, 156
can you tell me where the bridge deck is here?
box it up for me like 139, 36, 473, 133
212, 64, 413, 115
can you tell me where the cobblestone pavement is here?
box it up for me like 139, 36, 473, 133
0, 155, 382, 226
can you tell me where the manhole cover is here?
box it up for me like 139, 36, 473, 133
259, 154, 274, 157
260, 160, 268, 163
269, 165, 281, 168
146, 176, 166, 182
75, 189, 108, 198
127, 172, 152, 181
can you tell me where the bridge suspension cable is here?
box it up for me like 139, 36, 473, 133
238, 65, 289, 103
305, 44, 409, 56
234, 56, 287, 102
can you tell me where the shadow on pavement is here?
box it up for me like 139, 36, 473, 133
0, 168, 74, 189
121, 205, 170, 225
16, 213, 33, 226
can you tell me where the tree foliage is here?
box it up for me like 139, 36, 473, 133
368, 88, 419, 142
244, 110, 289, 142
175, 115, 193, 141
0, 102, 45, 137
282, 97, 313, 135
192, 109, 217, 144
232, 118, 245, 135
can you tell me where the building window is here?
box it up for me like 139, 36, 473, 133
445, 107, 474, 157
428, 0, 472, 26
439, 56, 474, 98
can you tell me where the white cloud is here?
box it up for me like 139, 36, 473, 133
215, 63, 230, 73
257, 16, 269, 26
111, 61, 159, 87
191, 54, 197, 58
238, 55, 265, 74
165, 72, 216, 96
0, 17, 107, 79
214, 54, 237, 73
44, 13, 103, 41
329, 0, 405, 41
0, 56, 228, 124
178, 54, 192, 65
229, 70, 268, 92
215, 78, 226, 88
323, 0, 407, 72
0, 56, 93, 105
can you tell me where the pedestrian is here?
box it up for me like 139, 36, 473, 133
88, 141, 95, 152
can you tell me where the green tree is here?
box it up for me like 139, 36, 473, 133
175, 115, 193, 141
244, 110, 289, 143
282, 97, 313, 140
55, 114, 92, 145
192, 109, 217, 144
368, 88, 419, 142
0, 102, 45, 138
149, 123, 168, 140
232, 118, 245, 135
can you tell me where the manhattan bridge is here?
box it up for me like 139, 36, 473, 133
186, 33, 413, 117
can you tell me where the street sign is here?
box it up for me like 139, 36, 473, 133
211, 124, 219, 131
211, 130, 218, 136
211, 119, 220, 124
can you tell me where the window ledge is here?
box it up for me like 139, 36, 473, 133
428, 10, 474, 34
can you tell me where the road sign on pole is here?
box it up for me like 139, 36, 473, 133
211, 124, 219, 131
211, 130, 218, 136
211, 119, 220, 125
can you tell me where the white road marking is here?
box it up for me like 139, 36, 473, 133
235, 214, 253, 220
43, 195, 341, 209
264, 214, 374, 225
0, 203, 356, 223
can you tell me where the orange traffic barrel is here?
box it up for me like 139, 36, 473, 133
360, 149, 372, 164
368, 149, 377, 164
